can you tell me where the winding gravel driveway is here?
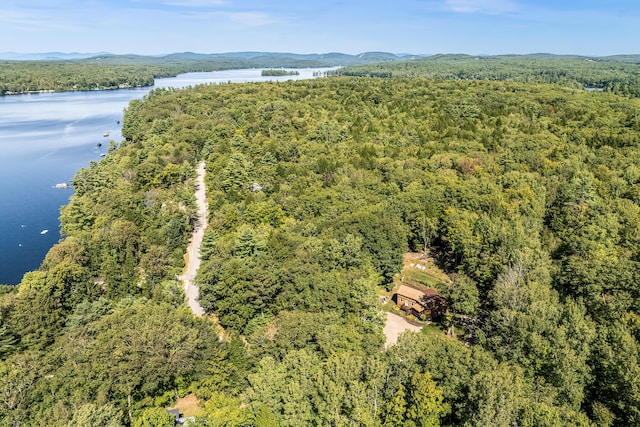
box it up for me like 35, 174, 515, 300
181, 161, 207, 316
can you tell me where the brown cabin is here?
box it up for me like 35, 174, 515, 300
395, 284, 448, 320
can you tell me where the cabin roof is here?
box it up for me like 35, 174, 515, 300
396, 284, 438, 301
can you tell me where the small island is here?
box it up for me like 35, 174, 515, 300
261, 69, 300, 76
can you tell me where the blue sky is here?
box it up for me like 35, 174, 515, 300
1, 0, 638, 55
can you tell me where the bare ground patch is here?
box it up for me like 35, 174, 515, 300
168, 393, 201, 417
383, 311, 423, 348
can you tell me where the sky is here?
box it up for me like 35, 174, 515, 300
0, 0, 638, 56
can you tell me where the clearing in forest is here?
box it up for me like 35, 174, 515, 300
381, 252, 451, 347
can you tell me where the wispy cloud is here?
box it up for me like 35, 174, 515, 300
129, 0, 225, 8
0, 10, 38, 27
0, 9, 84, 32
174, 9, 275, 26
160, 0, 226, 6
226, 12, 274, 26
445, 0, 517, 14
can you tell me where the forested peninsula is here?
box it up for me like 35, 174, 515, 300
4, 58, 640, 426
261, 69, 300, 76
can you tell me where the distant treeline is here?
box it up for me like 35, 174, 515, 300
6, 52, 640, 97
0, 58, 321, 95
332, 54, 640, 97
0, 55, 322, 95
0, 51, 409, 95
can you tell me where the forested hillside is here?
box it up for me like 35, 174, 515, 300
3, 75, 640, 425
333, 54, 640, 97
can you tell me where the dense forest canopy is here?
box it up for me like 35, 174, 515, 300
3, 65, 640, 425
333, 54, 640, 97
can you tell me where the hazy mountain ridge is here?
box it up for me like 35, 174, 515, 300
0, 51, 411, 66
422, 53, 640, 62
84, 51, 411, 66
3, 51, 639, 65
0, 51, 110, 60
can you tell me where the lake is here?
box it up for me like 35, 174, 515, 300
0, 68, 332, 285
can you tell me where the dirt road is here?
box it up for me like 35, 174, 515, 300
383, 312, 422, 348
181, 162, 207, 316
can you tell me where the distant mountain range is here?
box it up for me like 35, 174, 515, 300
0, 51, 423, 65
0, 52, 420, 65
2, 51, 638, 65
0, 51, 111, 60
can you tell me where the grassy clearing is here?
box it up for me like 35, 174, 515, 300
402, 269, 444, 289
396, 252, 450, 291
383, 252, 452, 311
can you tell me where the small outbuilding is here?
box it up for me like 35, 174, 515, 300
395, 284, 448, 320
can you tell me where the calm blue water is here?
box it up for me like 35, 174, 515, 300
0, 68, 332, 284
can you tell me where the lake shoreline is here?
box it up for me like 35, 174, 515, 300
0, 66, 337, 97
0, 67, 333, 285
2, 85, 151, 96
